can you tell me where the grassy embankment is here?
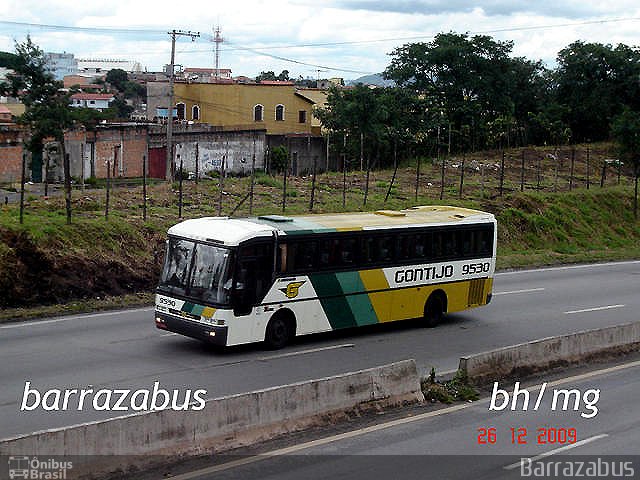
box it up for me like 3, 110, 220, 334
1, 144, 638, 321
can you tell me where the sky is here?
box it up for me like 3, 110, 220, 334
1, 0, 640, 81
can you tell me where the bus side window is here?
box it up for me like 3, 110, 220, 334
478, 227, 492, 256
433, 232, 444, 259
444, 232, 458, 258
361, 237, 374, 266
341, 238, 357, 265
461, 230, 473, 257
376, 236, 395, 263
294, 240, 317, 272
398, 235, 414, 261
279, 244, 288, 273
318, 240, 331, 269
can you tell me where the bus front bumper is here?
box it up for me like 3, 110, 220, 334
155, 312, 228, 346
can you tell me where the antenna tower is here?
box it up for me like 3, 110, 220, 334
213, 26, 224, 81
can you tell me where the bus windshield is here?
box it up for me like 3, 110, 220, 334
158, 237, 234, 306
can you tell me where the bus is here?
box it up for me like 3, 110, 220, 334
155, 205, 496, 349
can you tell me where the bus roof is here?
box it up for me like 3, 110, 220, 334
167, 206, 494, 246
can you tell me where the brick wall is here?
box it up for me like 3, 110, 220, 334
0, 127, 25, 183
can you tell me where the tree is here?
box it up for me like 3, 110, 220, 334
1, 37, 74, 170
0, 37, 75, 222
255, 70, 290, 83
315, 84, 389, 167
555, 41, 640, 142
384, 33, 524, 150
384, 32, 548, 150
105, 68, 128, 92
611, 108, 640, 219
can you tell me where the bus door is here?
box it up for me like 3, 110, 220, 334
233, 240, 274, 316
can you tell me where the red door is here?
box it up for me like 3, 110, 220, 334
148, 147, 166, 179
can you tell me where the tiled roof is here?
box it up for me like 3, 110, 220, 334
70, 93, 115, 100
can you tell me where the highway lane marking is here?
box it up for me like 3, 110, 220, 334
258, 343, 355, 361
165, 358, 640, 480
0, 307, 154, 330
503, 434, 610, 470
163, 402, 473, 480
495, 259, 640, 275
494, 288, 545, 296
564, 304, 625, 315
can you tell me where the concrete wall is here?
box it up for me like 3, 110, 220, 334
1, 360, 422, 478
459, 321, 640, 382
173, 130, 266, 176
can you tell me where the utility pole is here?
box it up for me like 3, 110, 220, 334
166, 29, 200, 181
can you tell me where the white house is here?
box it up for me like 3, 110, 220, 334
70, 93, 115, 111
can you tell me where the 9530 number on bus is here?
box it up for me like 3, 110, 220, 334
461, 262, 491, 275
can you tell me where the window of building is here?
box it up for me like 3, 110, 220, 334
298, 110, 307, 123
176, 103, 186, 120
275, 104, 285, 121
89, 100, 95, 105
192, 105, 200, 121
254, 104, 264, 122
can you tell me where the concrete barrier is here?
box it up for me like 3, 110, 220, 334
1, 359, 423, 478
459, 321, 640, 383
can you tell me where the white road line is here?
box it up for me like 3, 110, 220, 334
258, 343, 354, 361
496, 260, 640, 275
493, 288, 545, 296
164, 360, 640, 480
503, 434, 610, 470
564, 304, 625, 315
0, 307, 154, 329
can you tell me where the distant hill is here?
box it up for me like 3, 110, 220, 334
347, 73, 395, 87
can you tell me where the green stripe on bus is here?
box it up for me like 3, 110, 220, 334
182, 302, 195, 313
335, 272, 378, 326
310, 273, 357, 329
190, 304, 205, 316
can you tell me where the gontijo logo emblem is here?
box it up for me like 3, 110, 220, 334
280, 281, 306, 298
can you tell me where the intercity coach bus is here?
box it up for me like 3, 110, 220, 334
155, 206, 496, 349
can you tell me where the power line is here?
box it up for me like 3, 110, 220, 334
0, 20, 165, 35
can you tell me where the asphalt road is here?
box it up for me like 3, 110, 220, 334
1, 260, 639, 438
170, 361, 640, 480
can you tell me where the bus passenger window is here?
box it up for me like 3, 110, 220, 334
341, 238, 357, 265
461, 231, 473, 256
318, 241, 331, 269
398, 236, 414, 261
376, 236, 395, 262
279, 244, 288, 272
361, 237, 374, 265
444, 232, 457, 257
433, 232, 444, 258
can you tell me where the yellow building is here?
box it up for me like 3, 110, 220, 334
170, 82, 319, 136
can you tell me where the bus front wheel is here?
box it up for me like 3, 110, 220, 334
424, 293, 445, 328
264, 311, 295, 350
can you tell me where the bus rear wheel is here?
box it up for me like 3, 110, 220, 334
264, 312, 294, 350
424, 293, 444, 328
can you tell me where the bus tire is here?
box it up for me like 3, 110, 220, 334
424, 292, 445, 328
264, 310, 295, 350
